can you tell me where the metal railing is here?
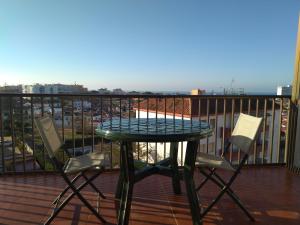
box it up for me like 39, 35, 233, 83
0, 93, 291, 173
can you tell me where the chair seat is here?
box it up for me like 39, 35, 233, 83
196, 152, 235, 171
64, 152, 107, 174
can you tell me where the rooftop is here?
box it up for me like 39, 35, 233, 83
133, 97, 282, 118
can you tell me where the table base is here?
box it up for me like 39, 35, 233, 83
115, 140, 202, 225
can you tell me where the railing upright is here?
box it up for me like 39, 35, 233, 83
230, 98, 235, 162
262, 98, 268, 164
0, 97, 5, 173
91, 97, 95, 152
109, 96, 113, 169
181, 97, 184, 165
284, 99, 291, 163
61, 97, 65, 161
10, 97, 16, 172
222, 98, 226, 156
156, 97, 159, 164
213, 98, 218, 156
277, 99, 283, 163
254, 98, 259, 164
20, 96, 26, 172
71, 97, 75, 156
206, 99, 210, 154
269, 99, 275, 163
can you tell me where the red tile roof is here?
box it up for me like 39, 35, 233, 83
134, 97, 280, 118
134, 98, 191, 118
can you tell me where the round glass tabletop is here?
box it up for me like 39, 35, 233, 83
95, 118, 212, 142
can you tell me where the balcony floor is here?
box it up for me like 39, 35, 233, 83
0, 166, 299, 225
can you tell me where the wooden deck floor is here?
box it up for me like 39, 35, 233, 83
0, 166, 299, 225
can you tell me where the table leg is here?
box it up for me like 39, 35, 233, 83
170, 142, 181, 194
184, 141, 202, 225
115, 148, 124, 199
118, 141, 135, 225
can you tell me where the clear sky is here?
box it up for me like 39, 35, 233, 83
0, 0, 299, 92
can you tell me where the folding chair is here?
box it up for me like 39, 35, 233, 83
35, 116, 107, 225
196, 113, 263, 221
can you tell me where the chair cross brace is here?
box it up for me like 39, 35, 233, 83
45, 166, 106, 225
53, 170, 106, 205
197, 155, 255, 221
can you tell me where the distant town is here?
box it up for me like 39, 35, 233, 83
0, 83, 293, 96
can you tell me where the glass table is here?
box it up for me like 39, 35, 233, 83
96, 118, 212, 225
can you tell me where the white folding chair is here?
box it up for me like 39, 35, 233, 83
196, 113, 263, 221
35, 116, 108, 225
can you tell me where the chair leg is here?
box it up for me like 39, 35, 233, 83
213, 177, 254, 221
203, 168, 239, 198
200, 182, 228, 219
45, 170, 106, 225
209, 169, 255, 220
200, 169, 255, 221
45, 189, 81, 225
82, 172, 106, 199
52, 172, 82, 205
76, 189, 107, 223
226, 189, 255, 221
196, 168, 215, 191
53, 170, 106, 206
67, 170, 107, 224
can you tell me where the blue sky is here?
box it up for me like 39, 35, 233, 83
0, 0, 299, 92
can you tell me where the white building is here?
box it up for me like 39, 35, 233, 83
0, 85, 23, 93
277, 85, 292, 96
24, 83, 87, 94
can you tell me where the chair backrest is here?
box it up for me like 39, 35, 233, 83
230, 113, 263, 154
35, 116, 64, 159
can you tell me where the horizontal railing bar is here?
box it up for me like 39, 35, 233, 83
0, 93, 292, 99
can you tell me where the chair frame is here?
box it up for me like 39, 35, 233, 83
196, 142, 254, 221
35, 116, 106, 225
